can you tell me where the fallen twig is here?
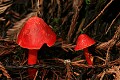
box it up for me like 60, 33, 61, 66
0, 62, 11, 79
83, 0, 114, 31
96, 25, 120, 50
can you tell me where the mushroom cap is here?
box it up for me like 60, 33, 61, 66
74, 34, 95, 51
17, 16, 56, 49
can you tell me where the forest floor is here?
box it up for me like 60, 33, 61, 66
0, 0, 120, 80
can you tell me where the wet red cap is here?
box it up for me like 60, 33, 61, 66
74, 34, 95, 51
17, 16, 56, 49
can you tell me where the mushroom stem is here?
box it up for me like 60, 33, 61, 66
28, 49, 38, 65
28, 49, 38, 79
83, 48, 93, 65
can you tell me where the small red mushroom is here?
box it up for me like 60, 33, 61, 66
16, 16, 56, 79
74, 34, 95, 65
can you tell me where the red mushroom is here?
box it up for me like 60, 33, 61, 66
74, 34, 95, 65
16, 16, 56, 79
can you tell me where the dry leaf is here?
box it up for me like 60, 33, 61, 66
0, 1, 12, 14
6, 12, 37, 41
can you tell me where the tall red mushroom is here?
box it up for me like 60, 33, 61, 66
74, 34, 95, 65
16, 16, 56, 79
